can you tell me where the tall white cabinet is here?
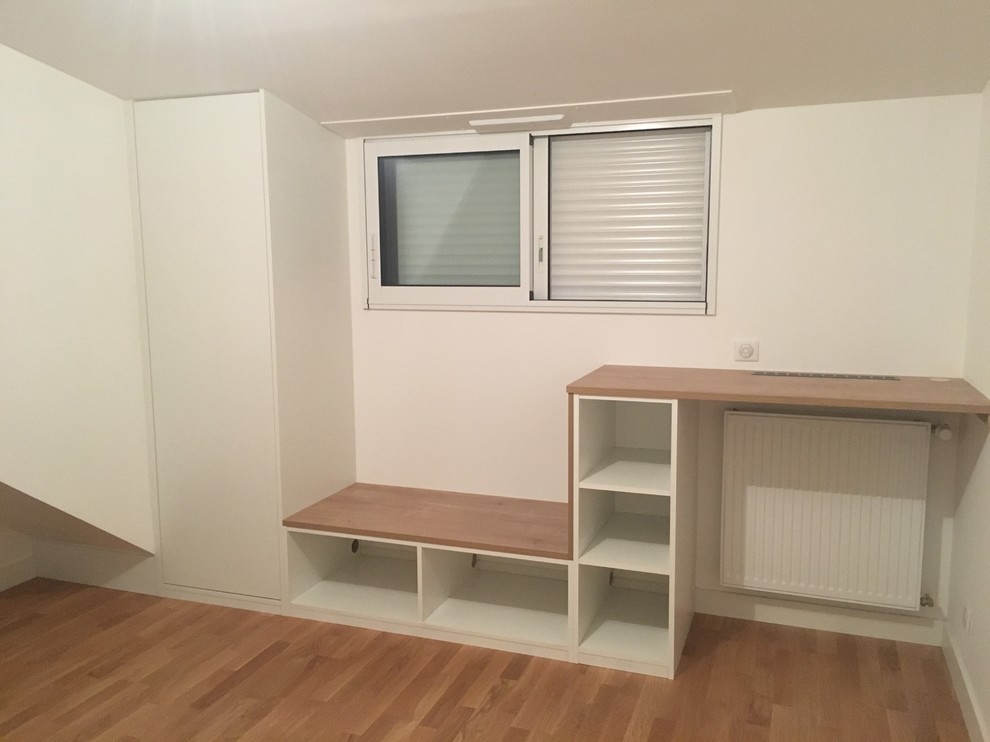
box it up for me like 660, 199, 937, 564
135, 92, 355, 601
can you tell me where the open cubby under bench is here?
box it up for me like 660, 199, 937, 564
283, 483, 573, 659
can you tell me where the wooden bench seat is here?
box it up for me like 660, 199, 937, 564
283, 483, 571, 560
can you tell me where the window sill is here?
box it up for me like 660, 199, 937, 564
365, 300, 713, 316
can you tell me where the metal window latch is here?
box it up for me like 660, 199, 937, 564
537, 235, 545, 264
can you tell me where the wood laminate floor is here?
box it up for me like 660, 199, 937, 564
0, 579, 970, 741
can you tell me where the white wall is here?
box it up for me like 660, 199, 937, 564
951, 79, 990, 741
0, 525, 34, 591
0, 44, 156, 551
348, 95, 981, 501
0, 525, 32, 565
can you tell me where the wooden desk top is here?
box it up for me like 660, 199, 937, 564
567, 365, 990, 415
284, 483, 570, 560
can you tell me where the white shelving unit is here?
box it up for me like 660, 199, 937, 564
572, 395, 697, 677
278, 390, 697, 679
286, 526, 570, 657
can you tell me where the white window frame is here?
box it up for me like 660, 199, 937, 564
363, 116, 720, 314
364, 132, 532, 309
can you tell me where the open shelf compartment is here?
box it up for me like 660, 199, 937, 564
288, 531, 418, 622
422, 549, 569, 648
578, 566, 670, 665
578, 489, 670, 574
577, 398, 673, 496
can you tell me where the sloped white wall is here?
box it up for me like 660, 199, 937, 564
0, 526, 32, 565
347, 95, 981, 501
952, 79, 990, 742
0, 44, 155, 551
0, 525, 34, 591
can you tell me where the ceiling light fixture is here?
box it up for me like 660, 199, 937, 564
467, 113, 565, 127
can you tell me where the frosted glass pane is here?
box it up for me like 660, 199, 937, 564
379, 151, 520, 286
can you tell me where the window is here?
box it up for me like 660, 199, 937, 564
364, 119, 719, 313
365, 133, 531, 307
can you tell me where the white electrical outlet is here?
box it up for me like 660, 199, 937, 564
734, 339, 760, 362
963, 605, 972, 633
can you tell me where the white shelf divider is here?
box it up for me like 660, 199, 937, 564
580, 513, 671, 574
580, 447, 671, 495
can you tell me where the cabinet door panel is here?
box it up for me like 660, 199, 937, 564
136, 93, 280, 599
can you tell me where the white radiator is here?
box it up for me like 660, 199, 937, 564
721, 412, 930, 611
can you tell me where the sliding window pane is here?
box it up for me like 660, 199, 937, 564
379, 151, 520, 287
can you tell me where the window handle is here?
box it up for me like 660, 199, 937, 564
538, 235, 545, 264
370, 233, 379, 280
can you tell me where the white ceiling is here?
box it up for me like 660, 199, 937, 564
1, 0, 989, 131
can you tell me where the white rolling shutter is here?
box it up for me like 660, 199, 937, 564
549, 129, 711, 302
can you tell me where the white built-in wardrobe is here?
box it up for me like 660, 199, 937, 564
134, 92, 355, 601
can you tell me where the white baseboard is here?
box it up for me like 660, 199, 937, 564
943, 631, 988, 742
283, 603, 572, 663
160, 584, 282, 614
33, 539, 160, 595
0, 555, 37, 592
695, 587, 945, 645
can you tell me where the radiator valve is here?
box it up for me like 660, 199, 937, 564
920, 594, 935, 608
